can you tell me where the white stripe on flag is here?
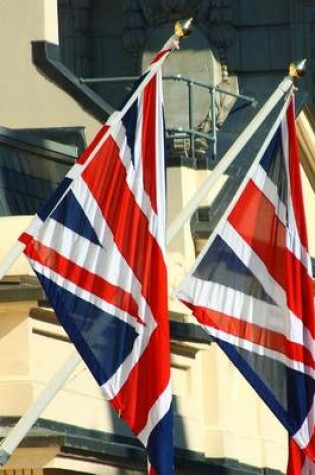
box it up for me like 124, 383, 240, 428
179, 274, 313, 354
108, 118, 165, 253
30, 258, 145, 332
37, 217, 156, 328
293, 394, 315, 450
137, 382, 173, 445
252, 164, 287, 225
220, 221, 287, 309
221, 222, 315, 359
201, 324, 315, 378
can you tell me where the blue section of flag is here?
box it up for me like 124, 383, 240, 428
287, 367, 315, 432
216, 338, 294, 431
259, 127, 288, 206
37, 274, 138, 386
217, 338, 315, 435
147, 406, 174, 475
37, 177, 72, 222
194, 235, 275, 304
51, 190, 101, 246
122, 100, 138, 166
259, 128, 282, 175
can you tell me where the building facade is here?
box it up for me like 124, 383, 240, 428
0, 1, 314, 474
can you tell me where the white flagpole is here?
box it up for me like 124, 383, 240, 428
0, 241, 26, 281
0, 351, 81, 466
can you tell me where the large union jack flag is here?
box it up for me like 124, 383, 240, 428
19, 46, 174, 475
176, 95, 315, 473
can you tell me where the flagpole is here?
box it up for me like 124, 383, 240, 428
0, 351, 82, 466
0, 241, 26, 281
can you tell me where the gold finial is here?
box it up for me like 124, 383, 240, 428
174, 18, 194, 38
289, 59, 307, 78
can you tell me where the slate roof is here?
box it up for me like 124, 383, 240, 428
0, 127, 81, 216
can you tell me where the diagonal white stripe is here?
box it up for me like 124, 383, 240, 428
177, 272, 315, 365
293, 395, 315, 451
30, 257, 144, 332
220, 221, 287, 309
30, 251, 157, 398
252, 163, 313, 278
137, 382, 172, 445
201, 323, 315, 379
252, 164, 287, 225
35, 216, 156, 330
109, 105, 165, 255
220, 222, 315, 360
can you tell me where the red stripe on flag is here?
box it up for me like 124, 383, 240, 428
304, 430, 315, 460
184, 302, 315, 370
286, 437, 315, 474
151, 49, 171, 64
19, 231, 34, 247
287, 438, 305, 475
80, 118, 171, 432
285, 249, 315, 339
228, 179, 287, 289
110, 308, 171, 434
228, 179, 315, 333
149, 465, 158, 475
142, 75, 157, 213
77, 125, 110, 165
81, 135, 165, 317
23, 239, 144, 324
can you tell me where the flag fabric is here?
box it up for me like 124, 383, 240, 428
19, 45, 174, 475
175, 94, 315, 472
288, 438, 315, 475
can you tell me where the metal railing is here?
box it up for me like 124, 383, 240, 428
80, 74, 256, 161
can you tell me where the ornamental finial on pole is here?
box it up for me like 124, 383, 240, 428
174, 18, 194, 38
289, 58, 307, 78
168, 18, 194, 50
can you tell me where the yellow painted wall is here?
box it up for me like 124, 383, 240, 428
0, 0, 101, 143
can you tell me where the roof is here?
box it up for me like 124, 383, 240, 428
0, 127, 79, 216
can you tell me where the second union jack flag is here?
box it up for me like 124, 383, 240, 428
176, 95, 315, 473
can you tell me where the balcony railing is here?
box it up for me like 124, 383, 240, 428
80, 74, 256, 162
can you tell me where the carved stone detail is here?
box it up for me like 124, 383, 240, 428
122, 0, 238, 155
122, 0, 236, 78
122, 0, 145, 53
206, 0, 235, 80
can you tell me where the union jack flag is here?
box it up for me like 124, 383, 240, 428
176, 95, 315, 473
19, 45, 174, 474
